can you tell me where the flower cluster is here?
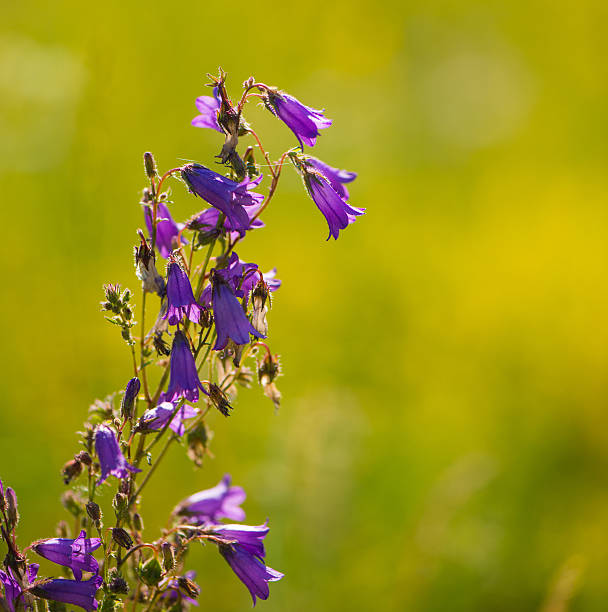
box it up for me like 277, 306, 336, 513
1, 69, 362, 611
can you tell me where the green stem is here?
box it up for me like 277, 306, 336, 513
129, 435, 175, 509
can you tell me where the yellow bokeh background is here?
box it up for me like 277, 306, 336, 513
2, 1, 607, 610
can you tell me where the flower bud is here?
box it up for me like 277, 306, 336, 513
61, 491, 83, 517
0, 479, 5, 513
112, 493, 129, 520
143, 152, 157, 179
62, 459, 82, 485
177, 576, 200, 599
161, 542, 175, 572
121, 377, 141, 420
108, 573, 129, 595
133, 513, 144, 532
138, 557, 162, 586
86, 501, 102, 523
111, 527, 133, 549
75, 451, 92, 467
5, 488, 18, 530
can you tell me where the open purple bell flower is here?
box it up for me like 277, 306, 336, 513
139, 401, 199, 437
29, 575, 103, 612
94, 425, 141, 485
192, 87, 221, 132
0, 564, 39, 612
307, 157, 357, 200
163, 260, 202, 325
160, 331, 205, 403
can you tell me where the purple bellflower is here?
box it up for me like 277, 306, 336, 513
264, 89, 331, 150
163, 259, 202, 325
210, 522, 270, 559
0, 564, 39, 612
160, 331, 205, 403
140, 402, 199, 437
297, 157, 364, 240
307, 157, 357, 200
31, 530, 101, 581
181, 164, 264, 232
219, 543, 283, 606
174, 474, 246, 523
29, 575, 103, 612
121, 377, 140, 419
192, 202, 264, 241
144, 202, 187, 259
94, 425, 141, 486
210, 270, 265, 351
192, 87, 221, 132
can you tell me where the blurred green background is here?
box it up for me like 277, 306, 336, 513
2, 1, 608, 610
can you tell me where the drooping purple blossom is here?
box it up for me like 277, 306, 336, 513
163, 260, 202, 325
192, 202, 264, 241
29, 575, 103, 612
160, 331, 204, 403
139, 402, 199, 437
307, 157, 357, 200
0, 564, 38, 612
211, 270, 265, 351
174, 474, 246, 523
94, 425, 141, 485
144, 202, 187, 259
219, 543, 283, 606
264, 89, 331, 150
192, 87, 221, 132
210, 522, 270, 559
300, 161, 364, 240
31, 530, 101, 581
181, 164, 264, 232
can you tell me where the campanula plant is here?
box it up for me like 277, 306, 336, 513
0, 68, 363, 610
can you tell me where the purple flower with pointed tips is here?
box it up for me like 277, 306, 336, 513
144, 202, 187, 259
140, 402, 199, 437
264, 89, 331, 150
163, 260, 202, 325
211, 271, 265, 351
210, 522, 270, 559
29, 575, 103, 612
0, 564, 38, 612
308, 157, 357, 200
174, 474, 246, 522
300, 161, 364, 240
219, 543, 283, 606
31, 530, 101, 581
94, 425, 141, 485
160, 331, 204, 403
192, 87, 221, 132
181, 164, 264, 232
193, 201, 265, 241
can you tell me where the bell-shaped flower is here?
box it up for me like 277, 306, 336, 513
218, 543, 283, 606
181, 164, 264, 232
163, 260, 202, 325
139, 402, 199, 437
191, 87, 221, 132
264, 89, 331, 150
191, 201, 264, 242
298, 159, 364, 240
173, 474, 246, 523
211, 271, 265, 351
209, 522, 270, 559
29, 575, 103, 612
31, 530, 101, 581
307, 157, 357, 200
144, 202, 187, 259
0, 564, 39, 612
94, 425, 141, 485
160, 331, 204, 403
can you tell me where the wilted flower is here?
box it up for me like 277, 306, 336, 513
163, 260, 202, 326
134, 230, 165, 296
160, 331, 205, 403
31, 530, 101, 581
218, 543, 283, 606
159, 571, 200, 607
307, 157, 357, 200
211, 271, 265, 351
263, 88, 331, 150
139, 402, 199, 437
144, 202, 187, 259
174, 474, 245, 523
94, 425, 141, 485
191, 87, 221, 132
181, 164, 264, 232
29, 575, 103, 612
